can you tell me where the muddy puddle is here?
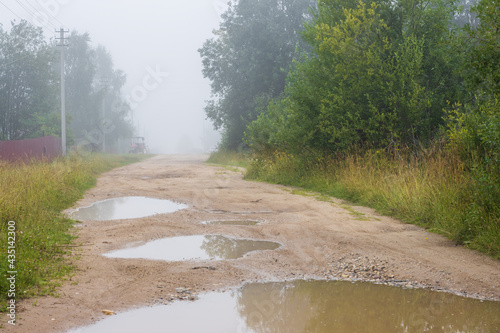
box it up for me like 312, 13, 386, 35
67, 280, 500, 333
103, 235, 281, 261
70, 197, 187, 221
201, 219, 261, 226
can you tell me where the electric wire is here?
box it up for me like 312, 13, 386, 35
13, 0, 57, 32
31, 0, 67, 29
0, 0, 53, 34
18, 0, 59, 29
1, 0, 68, 33
0, 0, 24, 22
0, 0, 68, 68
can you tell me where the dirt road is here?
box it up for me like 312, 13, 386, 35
6, 155, 500, 332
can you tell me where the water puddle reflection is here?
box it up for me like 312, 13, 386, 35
70, 197, 187, 221
67, 280, 500, 333
103, 235, 281, 261
202, 220, 261, 226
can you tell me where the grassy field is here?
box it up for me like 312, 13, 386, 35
209, 148, 499, 259
0, 153, 151, 309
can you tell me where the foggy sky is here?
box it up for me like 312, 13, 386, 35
0, 0, 225, 153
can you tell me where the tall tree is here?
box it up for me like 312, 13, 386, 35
199, 0, 315, 149
0, 21, 58, 141
94, 45, 132, 148
65, 31, 99, 142
65, 32, 132, 150
246, 0, 464, 152
0, 24, 132, 149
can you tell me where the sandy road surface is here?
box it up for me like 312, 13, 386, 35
5, 155, 499, 332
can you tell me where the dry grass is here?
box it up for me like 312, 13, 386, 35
0, 153, 151, 308
246, 144, 499, 259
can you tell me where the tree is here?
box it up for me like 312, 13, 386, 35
199, 0, 315, 149
246, 0, 463, 152
461, 0, 499, 96
0, 21, 59, 141
0, 24, 132, 150
446, 0, 499, 244
65, 32, 132, 150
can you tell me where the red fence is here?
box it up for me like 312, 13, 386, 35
0, 136, 62, 162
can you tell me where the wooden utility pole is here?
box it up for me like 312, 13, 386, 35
100, 79, 108, 153
56, 28, 69, 155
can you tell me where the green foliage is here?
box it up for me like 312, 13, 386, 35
312, 2, 394, 148
0, 154, 149, 308
445, 0, 500, 254
207, 150, 250, 169
199, 0, 315, 149
0, 21, 59, 141
66, 33, 133, 150
247, 0, 463, 152
0, 22, 132, 149
461, 0, 499, 96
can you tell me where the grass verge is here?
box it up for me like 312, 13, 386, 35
207, 150, 251, 169
0, 153, 152, 309
209, 147, 499, 259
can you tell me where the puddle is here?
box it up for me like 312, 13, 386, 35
202, 220, 261, 226
67, 280, 500, 333
103, 235, 281, 261
70, 197, 188, 221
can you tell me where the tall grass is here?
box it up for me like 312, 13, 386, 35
245, 145, 499, 259
0, 154, 150, 307
207, 150, 251, 169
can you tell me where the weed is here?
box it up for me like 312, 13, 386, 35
0, 153, 150, 310
207, 150, 251, 169
245, 145, 499, 259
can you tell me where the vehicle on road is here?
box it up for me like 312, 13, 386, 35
129, 137, 148, 154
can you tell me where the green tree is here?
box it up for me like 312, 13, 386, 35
94, 45, 133, 149
0, 21, 59, 141
199, 0, 315, 149
247, 0, 463, 152
65, 33, 132, 150
0, 23, 132, 149
461, 0, 499, 96
65, 31, 99, 142
446, 0, 499, 249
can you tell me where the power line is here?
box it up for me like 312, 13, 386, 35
0, 0, 68, 35
0, 1, 65, 69
0, 0, 51, 34
19, 0, 59, 29
13, 0, 57, 32
0, 0, 24, 22
31, 0, 67, 29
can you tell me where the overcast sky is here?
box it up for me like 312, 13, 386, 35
0, 0, 226, 153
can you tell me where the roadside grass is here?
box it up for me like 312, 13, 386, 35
0, 153, 151, 309
207, 150, 251, 169
210, 146, 499, 259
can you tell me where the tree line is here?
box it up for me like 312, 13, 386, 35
200, 0, 496, 156
0, 20, 132, 150
246, 0, 496, 157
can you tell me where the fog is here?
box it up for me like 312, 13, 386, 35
0, 0, 225, 153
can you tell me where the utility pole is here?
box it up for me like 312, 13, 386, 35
100, 79, 108, 153
56, 28, 69, 155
